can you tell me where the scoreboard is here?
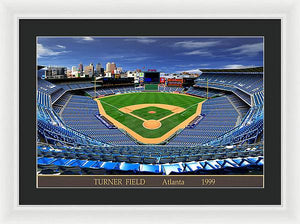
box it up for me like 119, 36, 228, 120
143, 72, 160, 84
167, 78, 183, 87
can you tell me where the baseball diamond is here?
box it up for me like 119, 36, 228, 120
131, 106, 173, 120
96, 92, 205, 144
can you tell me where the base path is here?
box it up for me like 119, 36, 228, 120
119, 103, 185, 122
119, 104, 185, 114
95, 100, 206, 144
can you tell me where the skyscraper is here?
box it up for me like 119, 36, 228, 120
111, 62, 116, 71
84, 63, 94, 77
78, 63, 83, 76
106, 62, 117, 73
71, 66, 77, 73
96, 63, 103, 76
106, 62, 111, 72
71, 66, 78, 78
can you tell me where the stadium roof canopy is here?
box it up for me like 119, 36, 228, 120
37, 65, 46, 70
199, 67, 263, 73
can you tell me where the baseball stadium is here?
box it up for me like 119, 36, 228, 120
37, 67, 264, 175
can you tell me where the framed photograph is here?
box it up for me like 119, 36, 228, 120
36, 35, 265, 189
6, 0, 300, 222
19, 19, 281, 205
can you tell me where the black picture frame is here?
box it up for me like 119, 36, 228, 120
19, 19, 281, 205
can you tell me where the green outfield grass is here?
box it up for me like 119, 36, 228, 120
98, 92, 204, 139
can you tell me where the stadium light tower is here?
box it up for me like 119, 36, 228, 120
206, 78, 209, 99
94, 76, 96, 98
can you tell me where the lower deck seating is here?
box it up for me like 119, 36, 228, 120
37, 142, 263, 175
159, 86, 184, 92
207, 104, 263, 146
37, 104, 107, 147
61, 95, 137, 145
168, 96, 239, 146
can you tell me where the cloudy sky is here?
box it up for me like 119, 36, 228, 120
37, 37, 263, 73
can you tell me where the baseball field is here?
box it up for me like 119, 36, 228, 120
95, 92, 205, 144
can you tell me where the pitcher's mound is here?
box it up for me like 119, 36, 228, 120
148, 111, 156, 114
143, 120, 161, 130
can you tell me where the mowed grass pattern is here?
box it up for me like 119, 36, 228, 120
99, 93, 204, 138
131, 106, 173, 120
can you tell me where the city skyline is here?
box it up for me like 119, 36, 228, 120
37, 37, 264, 73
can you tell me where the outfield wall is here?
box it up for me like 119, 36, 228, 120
144, 84, 158, 91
